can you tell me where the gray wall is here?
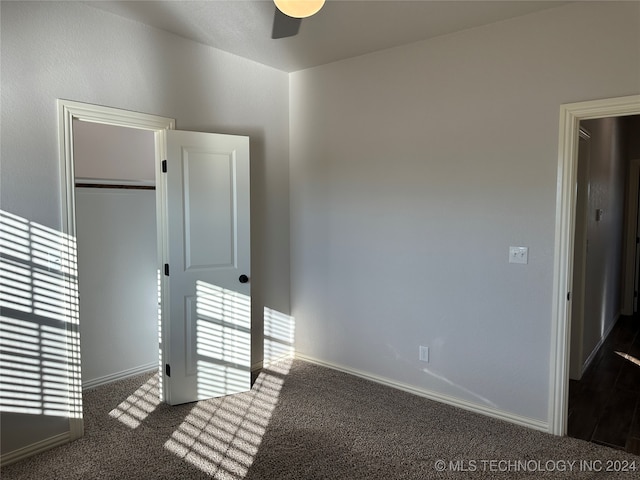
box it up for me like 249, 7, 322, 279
73, 120, 156, 182
0, 1, 290, 456
578, 117, 626, 369
289, 1, 640, 424
76, 188, 158, 387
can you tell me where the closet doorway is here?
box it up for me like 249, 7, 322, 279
73, 120, 159, 390
58, 100, 253, 441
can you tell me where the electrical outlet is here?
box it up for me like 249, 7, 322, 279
419, 345, 429, 363
509, 246, 528, 264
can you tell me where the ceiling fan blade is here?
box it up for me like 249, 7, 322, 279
272, 7, 301, 39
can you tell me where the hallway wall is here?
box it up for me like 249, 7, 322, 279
577, 117, 626, 370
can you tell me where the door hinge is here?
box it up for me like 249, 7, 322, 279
567, 291, 571, 301
165, 364, 171, 377
164, 263, 169, 276
162, 160, 167, 173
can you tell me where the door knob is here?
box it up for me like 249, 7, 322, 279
239, 274, 249, 284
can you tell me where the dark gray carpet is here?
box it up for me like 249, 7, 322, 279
2, 358, 639, 479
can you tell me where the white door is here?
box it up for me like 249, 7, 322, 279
162, 130, 250, 405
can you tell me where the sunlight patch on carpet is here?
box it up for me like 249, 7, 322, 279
108, 374, 161, 428
164, 358, 292, 479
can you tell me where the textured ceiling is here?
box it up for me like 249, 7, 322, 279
87, 1, 568, 72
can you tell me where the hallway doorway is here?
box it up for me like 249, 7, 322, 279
549, 95, 640, 437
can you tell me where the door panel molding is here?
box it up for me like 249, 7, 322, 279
182, 149, 237, 270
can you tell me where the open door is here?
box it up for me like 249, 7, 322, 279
161, 130, 251, 405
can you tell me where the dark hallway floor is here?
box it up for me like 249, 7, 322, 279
568, 315, 640, 455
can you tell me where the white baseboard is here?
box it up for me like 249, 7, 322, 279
581, 312, 620, 375
251, 361, 264, 372
252, 352, 294, 372
0, 432, 70, 467
82, 362, 158, 391
295, 352, 549, 433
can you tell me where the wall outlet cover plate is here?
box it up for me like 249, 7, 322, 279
509, 246, 528, 264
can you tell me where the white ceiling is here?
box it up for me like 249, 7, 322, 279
87, 1, 569, 72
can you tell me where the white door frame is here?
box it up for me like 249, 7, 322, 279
568, 127, 591, 382
549, 94, 640, 436
57, 99, 175, 440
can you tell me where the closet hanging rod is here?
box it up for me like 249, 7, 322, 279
74, 177, 155, 190
75, 183, 155, 190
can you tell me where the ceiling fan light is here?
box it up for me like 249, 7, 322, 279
274, 0, 325, 19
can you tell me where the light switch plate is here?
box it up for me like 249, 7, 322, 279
509, 246, 528, 264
